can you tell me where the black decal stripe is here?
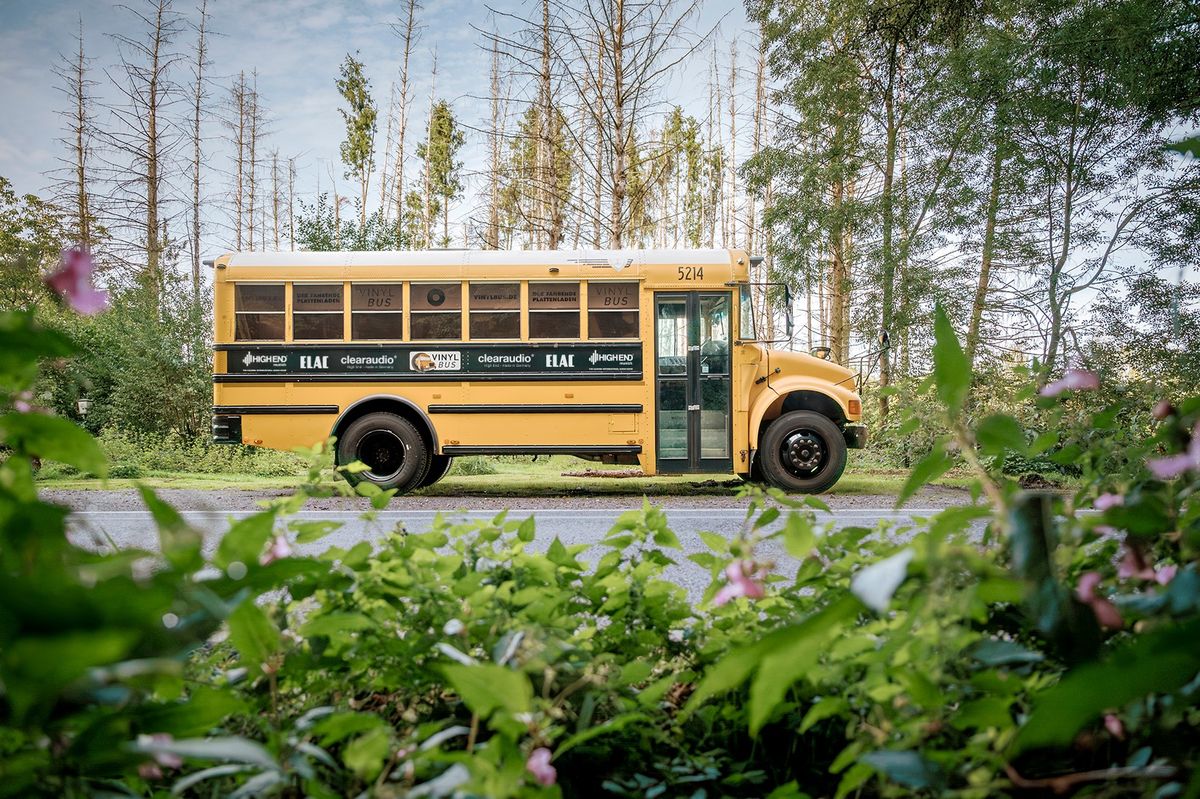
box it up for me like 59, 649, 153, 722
213, 405, 339, 415
441, 445, 641, 456
428, 404, 642, 414
214, 342, 640, 351
213, 373, 642, 383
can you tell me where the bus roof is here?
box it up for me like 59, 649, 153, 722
221, 248, 743, 269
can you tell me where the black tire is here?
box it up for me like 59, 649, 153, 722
759, 410, 847, 494
337, 412, 430, 494
416, 454, 453, 489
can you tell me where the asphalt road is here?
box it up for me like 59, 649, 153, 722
65, 503, 966, 600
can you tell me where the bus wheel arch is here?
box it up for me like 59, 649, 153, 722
750, 388, 846, 451
749, 388, 848, 493
331, 396, 439, 491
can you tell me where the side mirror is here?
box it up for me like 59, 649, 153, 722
811, 346, 832, 360
784, 284, 794, 337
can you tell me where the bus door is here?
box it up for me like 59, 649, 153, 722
654, 292, 732, 474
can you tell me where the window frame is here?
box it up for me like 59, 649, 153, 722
528, 280, 582, 341
291, 282, 346, 341
409, 281, 464, 342
350, 282, 405, 341
233, 282, 286, 342
467, 281, 522, 341
585, 280, 640, 340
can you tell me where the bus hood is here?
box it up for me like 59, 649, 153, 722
767, 348, 857, 391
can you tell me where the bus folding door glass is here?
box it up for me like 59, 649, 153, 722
529, 282, 579, 339
700, 379, 730, 459
699, 295, 730, 375
352, 283, 403, 339
469, 283, 520, 339
588, 282, 639, 339
655, 301, 687, 376
234, 283, 284, 340
411, 283, 462, 340
657, 382, 688, 460
293, 284, 344, 340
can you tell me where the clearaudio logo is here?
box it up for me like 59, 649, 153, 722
588, 350, 635, 365
242, 351, 287, 367
409, 351, 461, 372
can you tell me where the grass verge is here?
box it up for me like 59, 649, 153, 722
36, 455, 974, 497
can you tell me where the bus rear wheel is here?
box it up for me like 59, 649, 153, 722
759, 410, 847, 494
337, 412, 430, 494
417, 454, 453, 489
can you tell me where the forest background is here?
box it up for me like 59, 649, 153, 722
1, 0, 1198, 473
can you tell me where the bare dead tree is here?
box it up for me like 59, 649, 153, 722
271, 149, 282, 249
246, 70, 261, 250
186, 0, 210, 302
100, 0, 185, 297
287, 156, 296, 250
485, 37, 504, 249
50, 16, 99, 255
388, 0, 421, 227
228, 70, 247, 249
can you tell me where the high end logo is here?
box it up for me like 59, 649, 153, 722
242, 351, 287, 367
588, 349, 635, 366
409, 351, 461, 372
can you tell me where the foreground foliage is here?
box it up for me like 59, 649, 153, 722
2, 305, 1199, 798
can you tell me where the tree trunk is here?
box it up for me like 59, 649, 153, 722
189, 0, 208, 302
966, 129, 1004, 366
877, 92, 897, 421
608, 0, 627, 248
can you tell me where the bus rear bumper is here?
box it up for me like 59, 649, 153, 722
213, 414, 242, 444
843, 424, 868, 449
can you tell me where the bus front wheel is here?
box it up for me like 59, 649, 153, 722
337, 412, 430, 494
759, 411, 847, 494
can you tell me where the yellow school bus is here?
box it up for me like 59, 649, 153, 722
211, 249, 866, 493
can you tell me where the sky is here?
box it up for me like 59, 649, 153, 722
0, 0, 750, 261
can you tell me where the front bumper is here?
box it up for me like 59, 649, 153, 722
843, 424, 868, 449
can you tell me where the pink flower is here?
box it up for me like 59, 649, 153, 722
1094, 493, 1124, 511
1118, 546, 1154, 581
1147, 423, 1200, 479
259, 534, 292, 566
1039, 369, 1100, 397
137, 762, 164, 781
713, 560, 767, 606
526, 747, 556, 787
45, 247, 108, 314
1104, 714, 1125, 740
1152, 400, 1175, 421
13, 390, 34, 413
1155, 564, 1178, 585
1076, 571, 1123, 630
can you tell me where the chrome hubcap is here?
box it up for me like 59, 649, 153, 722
783, 430, 825, 474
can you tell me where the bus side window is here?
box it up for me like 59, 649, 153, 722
234, 283, 285, 341
293, 284, 345, 340
469, 282, 520, 339
352, 283, 403, 340
587, 281, 639, 339
529, 282, 579, 339
411, 283, 462, 340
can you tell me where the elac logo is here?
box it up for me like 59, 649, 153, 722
546, 353, 575, 368
300, 354, 329, 370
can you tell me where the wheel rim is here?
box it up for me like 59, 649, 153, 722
356, 430, 406, 481
780, 428, 828, 478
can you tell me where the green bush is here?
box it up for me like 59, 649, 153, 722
452, 454, 499, 476
2, 306, 1199, 797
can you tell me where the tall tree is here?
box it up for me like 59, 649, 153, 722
186, 0, 210, 302
51, 17, 99, 255
336, 52, 378, 230
103, 0, 184, 298
387, 0, 420, 226
416, 100, 465, 246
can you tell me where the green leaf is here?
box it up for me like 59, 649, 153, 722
753, 507, 781, 529
968, 639, 1044, 667
895, 446, 952, 509
861, 750, 944, 790
748, 595, 861, 734
300, 612, 375, 639
699, 530, 729, 553
1014, 618, 1200, 752
652, 526, 682, 549
1167, 135, 1200, 158
0, 412, 107, 477
517, 516, 536, 542
216, 510, 277, 569
227, 601, 281, 672
799, 697, 848, 733
546, 537, 583, 570
138, 486, 202, 573
975, 414, 1026, 456
442, 663, 532, 718
133, 736, 276, 770
343, 726, 391, 781
554, 713, 649, 756
951, 697, 1013, 731
290, 519, 343, 544
782, 512, 816, 559
932, 305, 970, 415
